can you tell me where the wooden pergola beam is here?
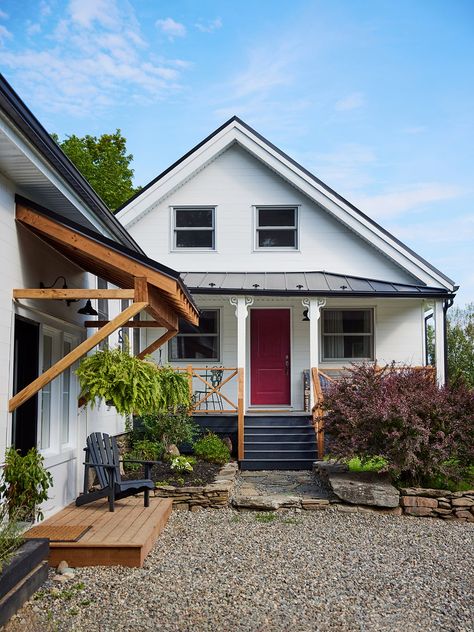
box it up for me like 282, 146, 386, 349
137, 329, 178, 359
13, 289, 135, 300
8, 301, 148, 413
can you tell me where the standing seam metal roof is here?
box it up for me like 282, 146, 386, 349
181, 271, 454, 298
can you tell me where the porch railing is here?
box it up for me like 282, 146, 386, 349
311, 365, 436, 460
176, 366, 245, 460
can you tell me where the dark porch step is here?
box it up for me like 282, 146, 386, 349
245, 416, 312, 427
245, 426, 314, 436
240, 459, 315, 471
244, 449, 316, 460
245, 438, 316, 447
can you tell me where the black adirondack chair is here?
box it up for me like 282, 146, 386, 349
76, 432, 157, 512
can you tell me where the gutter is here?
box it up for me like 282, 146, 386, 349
443, 297, 455, 385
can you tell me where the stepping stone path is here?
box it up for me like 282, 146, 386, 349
233, 470, 335, 510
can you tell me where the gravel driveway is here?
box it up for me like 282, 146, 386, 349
7, 509, 474, 632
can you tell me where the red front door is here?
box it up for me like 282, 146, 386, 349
250, 309, 291, 406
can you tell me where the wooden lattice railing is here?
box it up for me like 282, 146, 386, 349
311, 365, 436, 460
176, 366, 245, 460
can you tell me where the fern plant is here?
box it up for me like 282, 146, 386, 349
76, 346, 190, 416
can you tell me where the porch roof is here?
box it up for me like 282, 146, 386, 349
181, 271, 455, 299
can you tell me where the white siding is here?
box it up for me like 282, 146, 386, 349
0, 174, 126, 517
128, 144, 417, 284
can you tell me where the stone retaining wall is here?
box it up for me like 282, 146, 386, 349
153, 462, 238, 511
400, 488, 474, 522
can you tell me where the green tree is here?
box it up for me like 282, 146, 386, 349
52, 130, 139, 211
447, 303, 474, 388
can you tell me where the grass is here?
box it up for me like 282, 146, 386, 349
255, 512, 277, 523
346, 456, 387, 473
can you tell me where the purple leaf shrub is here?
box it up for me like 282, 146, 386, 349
322, 363, 474, 485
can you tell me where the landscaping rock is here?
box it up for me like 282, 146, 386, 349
399, 487, 450, 498
233, 494, 301, 511
56, 560, 68, 574
166, 444, 180, 457
404, 507, 434, 517
328, 471, 400, 508
400, 496, 438, 508
451, 498, 474, 507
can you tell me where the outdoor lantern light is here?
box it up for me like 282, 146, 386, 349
77, 300, 99, 316
40, 275, 78, 306
302, 309, 310, 322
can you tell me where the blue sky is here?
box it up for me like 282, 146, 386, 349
0, 0, 473, 305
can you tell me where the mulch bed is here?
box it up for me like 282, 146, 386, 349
123, 460, 222, 488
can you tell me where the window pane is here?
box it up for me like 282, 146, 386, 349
258, 208, 295, 227
176, 230, 213, 248
342, 310, 372, 333
324, 310, 371, 334
41, 335, 52, 450
179, 310, 218, 334
323, 335, 372, 359
169, 335, 219, 360
175, 209, 213, 228
61, 340, 71, 445
258, 229, 296, 248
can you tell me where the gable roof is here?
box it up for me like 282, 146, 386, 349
117, 116, 456, 292
0, 73, 142, 252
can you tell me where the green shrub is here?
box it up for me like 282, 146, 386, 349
123, 440, 164, 472
193, 433, 230, 465
135, 407, 199, 449
346, 456, 387, 473
0, 447, 53, 521
77, 348, 190, 416
170, 456, 196, 473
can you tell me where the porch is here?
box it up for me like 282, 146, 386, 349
25, 495, 172, 568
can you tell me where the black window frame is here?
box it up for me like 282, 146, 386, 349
321, 308, 374, 362
172, 207, 216, 250
255, 206, 298, 250
168, 309, 220, 362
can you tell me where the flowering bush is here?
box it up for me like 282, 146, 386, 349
322, 363, 474, 485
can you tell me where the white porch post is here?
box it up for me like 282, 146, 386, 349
230, 296, 253, 460
302, 297, 326, 407
433, 299, 446, 386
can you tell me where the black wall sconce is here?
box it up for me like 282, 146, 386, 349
302, 309, 310, 322
40, 275, 78, 307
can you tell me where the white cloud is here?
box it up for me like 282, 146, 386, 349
0, 24, 12, 45
39, 1, 52, 17
195, 18, 222, 33
26, 22, 41, 36
353, 183, 465, 219
335, 91, 365, 111
387, 214, 474, 245
0, 1, 191, 116
68, 0, 120, 30
0, 9, 8, 19
155, 17, 186, 40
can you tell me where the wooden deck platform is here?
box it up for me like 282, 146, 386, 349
26, 496, 172, 568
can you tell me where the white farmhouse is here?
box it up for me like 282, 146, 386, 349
118, 117, 457, 469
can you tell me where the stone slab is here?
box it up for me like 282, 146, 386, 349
328, 471, 400, 508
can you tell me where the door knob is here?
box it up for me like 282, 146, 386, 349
285, 355, 290, 374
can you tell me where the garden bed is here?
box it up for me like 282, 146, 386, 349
124, 459, 222, 488
152, 462, 238, 511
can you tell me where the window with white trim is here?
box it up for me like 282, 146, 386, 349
256, 207, 298, 249
322, 309, 374, 361
173, 207, 215, 249
169, 310, 219, 361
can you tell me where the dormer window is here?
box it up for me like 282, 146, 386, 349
173, 207, 215, 250
256, 207, 298, 249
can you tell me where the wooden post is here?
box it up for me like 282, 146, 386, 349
311, 367, 325, 460
186, 364, 194, 406
238, 367, 244, 461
